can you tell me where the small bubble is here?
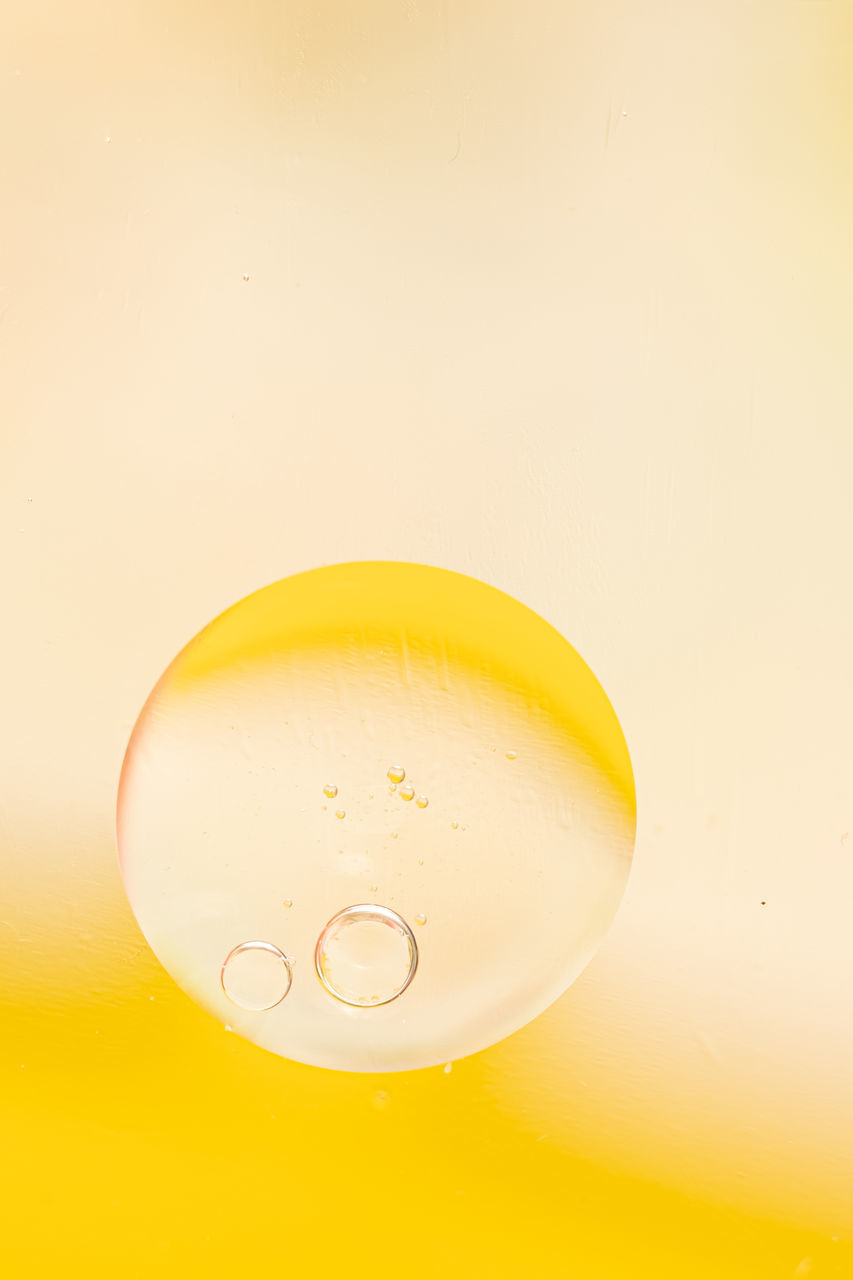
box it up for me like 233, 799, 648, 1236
389, 783, 397, 792
387, 764, 406, 784
415, 913, 427, 926
415, 795, 429, 809
842, 832, 849, 845
368, 884, 378, 893
323, 783, 338, 798
621, 110, 628, 117
335, 808, 346, 820
149, 995, 154, 1002
373, 1090, 390, 1110
224, 1024, 233, 1033
104, 135, 111, 143
221, 941, 293, 1010
451, 821, 459, 830
400, 784, 415, 802
505, 750, 517, 761
283, 898, 293, 909
443, 1062, 453, 1074
391, 831, 398, 839
795, 1260, 813, 1277
315, 904, 418, 1007
242, 273, 250, 282
418, 858, 424, 866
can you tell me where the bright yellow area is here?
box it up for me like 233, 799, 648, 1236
5, 963, 850, 1280
168, 560, 635, 814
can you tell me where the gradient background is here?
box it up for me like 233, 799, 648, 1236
2, 2, 852, 1276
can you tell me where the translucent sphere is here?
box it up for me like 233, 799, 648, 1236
117, 562, 635, 1071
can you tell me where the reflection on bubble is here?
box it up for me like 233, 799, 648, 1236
220, 941, 293, 1010
314, 905, 418, 1007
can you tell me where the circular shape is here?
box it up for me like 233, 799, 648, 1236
387, 765, 406, 784
117, 561, 635, 1071
314, 905, 418, 1007
220, 941, 293, 1011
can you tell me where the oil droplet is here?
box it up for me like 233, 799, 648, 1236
505, 750, 517, 761
315, 905, 418, 1007
443, 1062, 453, 1074
335, 808, 346, 820
323, 783, 338, 799
400, 784, 415, 802
387, 764, 406, 784
415, 795, 429, 809
221, 941, 293, 1011
283, 898, 293, 909
415, 913, 427, 926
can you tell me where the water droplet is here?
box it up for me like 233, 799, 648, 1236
315, 904, 418, 1007
451, 821, 459, 830
283, 898, 293, 909
400, 784, 415, 802
415, 913, 427, 926
387, 764, 406, 784
415, 794, 429, 809
323, 783, 338, 798
335, 808, 346, 820
505, 750, 517, 761
221, 941, 293, 1010
443, 1062, 453, 1074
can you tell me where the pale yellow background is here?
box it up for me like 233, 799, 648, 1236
2, 2, 852, 1277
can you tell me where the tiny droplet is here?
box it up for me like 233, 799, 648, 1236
415, 794, 429, 809
283, 898, 293, 909
443, 1062, 453, 1074
323, 783, 338, 798
335, 808, 346, 820
387, 764, 406, 784
451, 821, 459, 830
400, 784, 415, 802
415, 913, 427, 926
391, 831, 398, 839
242, 272, 250, 281
369, 884, 378, 893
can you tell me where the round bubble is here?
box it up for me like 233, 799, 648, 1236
117, 561, 635, 1071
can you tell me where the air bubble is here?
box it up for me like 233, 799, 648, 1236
444, 1062, 453, 1074
415, 794, 429, 809
323, 783, 338, 799
451, 821, 459, 830
220, 940, 293, 1010
315, 905, 417, 1007
399, 784, 415, 802
387, 765, 406, 784
505, 750, 517, 761
283, 899, 293, 909
335, 808, 346, 820
415, 913, 427, 926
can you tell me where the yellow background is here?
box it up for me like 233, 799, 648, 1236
2, 1, 852, 1276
